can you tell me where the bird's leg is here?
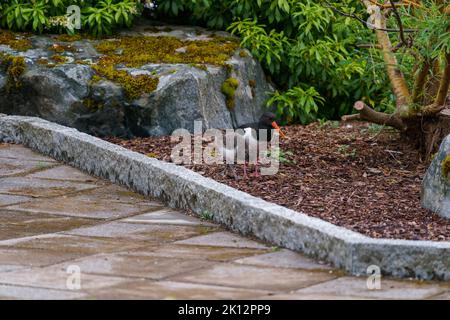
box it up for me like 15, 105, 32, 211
243, 161, 248, 179
228, 164, 239, 181
253, 159, 261, 178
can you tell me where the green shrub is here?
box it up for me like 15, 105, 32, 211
0, 0, 143, 37
154, 0, 395, 124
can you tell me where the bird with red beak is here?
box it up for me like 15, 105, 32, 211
218, 112, 286, 179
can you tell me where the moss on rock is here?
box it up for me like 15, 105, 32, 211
221, 78, 239, 110
442, 155, 450, 182
51, 55, 68, 64
90, 35, 237, 101
0, 30, 32, 51
0, 53, 26, 91
91, 63, 158, 100
94, 35, 238, 68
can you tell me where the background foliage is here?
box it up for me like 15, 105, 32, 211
3, 0, 437, 124
0, 0, 142, 37
152, 0, 396, 124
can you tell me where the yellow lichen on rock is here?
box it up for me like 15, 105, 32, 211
94, 35, 239, 68
91, 63, 158, 100
90, 35, 238, 101
51, 55, 68, 64
442, 155, 450, 182
221, 78, 240, 110
0, 30, 32, 51
0, 53, 26, 90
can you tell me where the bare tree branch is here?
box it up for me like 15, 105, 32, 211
323, 0, 417, 33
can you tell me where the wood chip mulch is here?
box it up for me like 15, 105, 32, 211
104, 122, 450, 241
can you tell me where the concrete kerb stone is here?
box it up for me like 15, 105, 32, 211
1, 114, 449, 280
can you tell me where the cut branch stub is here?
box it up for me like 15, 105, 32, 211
352, 101, 407, 130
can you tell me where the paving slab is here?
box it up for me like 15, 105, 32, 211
27, 165, 99, 182
0, 144, 56, 162
123, 208, 216, 226
175, 232, 269, 250
84, 280, 272, 300
291, 277, 445, 300
127, 244, 271, 262
0, 284, 85, 300
4, 192, 157, 219
0, 194, 31, 207
170, 263, 337, 292
0, 158, 56, 177
0, 247, 89, 268
234, 249, 333, 271
0, 177, 97, 197
73, 184, 164, 206
427, 291, 450, 300
64, 221, 218, 244
0, 210, 98, 241
0, 265, 26, 273
1, 234, 147, 255
50, 253, 216, 280
0, 266, 130, 291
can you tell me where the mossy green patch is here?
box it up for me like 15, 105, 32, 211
221, 78, 239, 110
442, 155, 450, 182
90, 35, 237, 101
0, 30, 32, 51
0, 53, 26, 91
91, 63, 158, 100
249, 79, 256, 98
94, 35, 238, 68
239, 50, 248, 58
49, 43, 76, 53
51, 55, 68, 64
55, 34, 83, 42
83, 98, 104, 112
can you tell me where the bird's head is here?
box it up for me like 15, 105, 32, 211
259, 112, 286, 138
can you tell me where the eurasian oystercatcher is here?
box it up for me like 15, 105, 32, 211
219, 112, 286, 179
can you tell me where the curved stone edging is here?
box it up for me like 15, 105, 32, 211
1, 114, 449, 280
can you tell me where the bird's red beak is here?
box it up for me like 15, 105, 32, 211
271, 121, 286, 139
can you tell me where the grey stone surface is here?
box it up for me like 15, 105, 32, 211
123, 208, 215, 226
422, 134, 450, 218
0, 265, 129, 291
0, 23, 273, 137
0, 157, 55, 177
0, 143, 56, 162
291, 277, 445, 300
0, 284, 85, 300
0, 176, 97, 197
63, 221, 212, 243
51, 253, 215, 280
170, 263, 337, 291
0, 247, 87, 268
0, 194, 31, 207
0, 234, 147, 255
0, 211, 96, 240
5, 191, 157, 219
85, 280, 272, 300
2, 115, 450, 281
127, 244, 270, 262
27, 165, 99, 182
176, 232, 269, 249
234, 249, 333, 270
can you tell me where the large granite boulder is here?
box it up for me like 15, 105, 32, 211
422, 134, 450, 218
0, 22, 274, 137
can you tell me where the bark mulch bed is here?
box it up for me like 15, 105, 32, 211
105, 121, 450, 242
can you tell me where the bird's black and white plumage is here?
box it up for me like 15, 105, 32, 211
217, 112, 285, 179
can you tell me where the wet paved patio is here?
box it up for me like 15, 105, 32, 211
0, 143, 449, 300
